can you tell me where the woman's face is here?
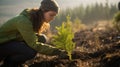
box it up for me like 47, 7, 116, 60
43, 11, 57, 22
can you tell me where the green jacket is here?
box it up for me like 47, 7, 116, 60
114, 11, 120, 22
0, 9, 59, 55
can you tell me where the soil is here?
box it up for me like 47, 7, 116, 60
25, 24, 120, 67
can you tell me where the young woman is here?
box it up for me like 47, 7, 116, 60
0, 0, 67, 67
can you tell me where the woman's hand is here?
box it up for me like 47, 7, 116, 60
37, 34, 48, 43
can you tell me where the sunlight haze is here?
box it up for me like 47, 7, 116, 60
0, 0, 119, 23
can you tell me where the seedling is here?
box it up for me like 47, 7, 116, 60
52, 15, 75, 60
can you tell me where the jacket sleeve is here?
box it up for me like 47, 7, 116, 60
15, 16, 61, 56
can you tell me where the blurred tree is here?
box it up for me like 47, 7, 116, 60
51, 3, 117, 29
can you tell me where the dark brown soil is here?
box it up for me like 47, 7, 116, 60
26, 24, 120, 67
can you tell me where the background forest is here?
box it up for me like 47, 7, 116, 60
51, 3, 118, 29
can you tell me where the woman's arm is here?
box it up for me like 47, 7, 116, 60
15, 16, 62, 56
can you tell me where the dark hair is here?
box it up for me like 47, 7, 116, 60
30, 9, 50, 34
118, 2, 120, 10
30, 9, 44, 33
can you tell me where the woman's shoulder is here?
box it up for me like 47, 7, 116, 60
5, 15, 30, 25
1, 9, 32, 27
15, 15, 30, 22
13, 15, 32, 27
11, 8, 32, 23
113, 11, 120, 22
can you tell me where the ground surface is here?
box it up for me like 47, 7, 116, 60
26, 22, 120, 67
